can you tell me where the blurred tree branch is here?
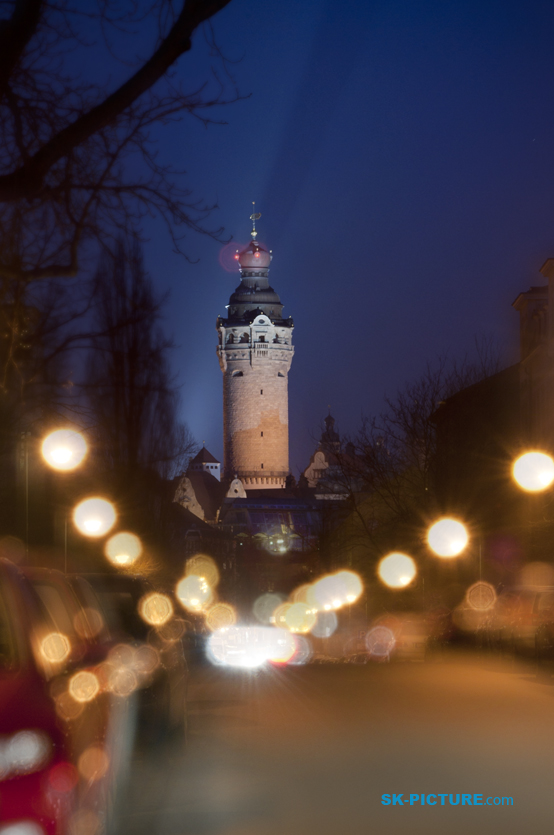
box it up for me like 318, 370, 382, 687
0, 0, 236, 281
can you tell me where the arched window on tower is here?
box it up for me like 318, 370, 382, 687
231, 370, 243, 377
240, 332, 249, 343
227, 333, 235, 344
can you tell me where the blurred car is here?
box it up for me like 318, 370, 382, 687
82, 574, 188, 741
24, 567, 137, 831
0, 558, 83, 834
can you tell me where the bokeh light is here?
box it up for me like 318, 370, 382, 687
78, 746, 110, 782
206, 602, 237, 630
69, 671, 100, 703
185, 554, 220, 588
378, 553, 417, 589
312, 570, 363, 611
134, 645, 159, 675
176, 574, 213, 612
335, 570, 364, 603
282, 602, 317, 633
42, 429, 87, 471
513, 451, 554, 492
156, 619, 186, 643
54, 691, 84, 722
253, 592, 284, 624
73, 497, 116, 538
466, 581, 497, 611
104, 531, 142, 566
310, 610, 338, 638
107, 667, 137, 697
427, 518, 469, 557
271, 602, 292, 627
41, 632, 71, 663
366, 626, 396, 659
139, 592, 173, 626
265, 530, 291, 555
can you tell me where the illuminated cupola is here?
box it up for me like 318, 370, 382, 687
216, 205, 294, 490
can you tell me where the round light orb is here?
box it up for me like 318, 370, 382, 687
104, 532, 142, 567
69, 671, 100, 703
466, 581, 497, 611
335, 570, 364, 603
175, 574, 213, 613
42, 429, 87, 471
41, 632, 71, 663
513, 451, 554, 492
139, 592, 173, 626
252, 592, 284, 625
283, 602, 317, 634
73, 498, 116, 538
206, 603, 237, 631
427, 518, 469, 558
378, 552, 417, 589
185, 554, 219, 588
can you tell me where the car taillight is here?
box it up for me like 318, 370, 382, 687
0, 730, 52, 780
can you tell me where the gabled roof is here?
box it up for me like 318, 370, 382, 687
190, 447, 220, 465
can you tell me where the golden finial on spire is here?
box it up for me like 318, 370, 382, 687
250, 201, 261, 239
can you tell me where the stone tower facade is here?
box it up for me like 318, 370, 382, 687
217, 215, 294, 490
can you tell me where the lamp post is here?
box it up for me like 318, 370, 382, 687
41, 428, 88, 571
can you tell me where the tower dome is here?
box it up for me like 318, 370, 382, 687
236, 239, 271, 271
216, 206, 294, 491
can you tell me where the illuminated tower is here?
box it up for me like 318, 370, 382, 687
217, 208, 294, 489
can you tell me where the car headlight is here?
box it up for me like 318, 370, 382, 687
0, 731, 52, 780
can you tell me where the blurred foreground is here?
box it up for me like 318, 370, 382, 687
118, 652, 554, 835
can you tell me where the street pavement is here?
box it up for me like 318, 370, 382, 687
116, 651, 554, 835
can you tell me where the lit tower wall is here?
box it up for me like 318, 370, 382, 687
217, 214, 294, 489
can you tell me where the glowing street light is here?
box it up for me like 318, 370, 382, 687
42, 429, 87, 471
378, 552, 417, 588
104, 532, 142, 566
427, 517, 469, 558
73, 498, 116, 538
512, 451, 554, 492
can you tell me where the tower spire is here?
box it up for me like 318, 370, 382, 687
250, 201, 261, 240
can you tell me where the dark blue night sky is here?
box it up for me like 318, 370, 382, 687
141, 0, 554, 474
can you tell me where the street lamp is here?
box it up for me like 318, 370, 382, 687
41, 429, 87, 471
378, 552, 417, 588
104, 531, 142, 567
73, 497, 116, 538
512, 451, 554, 492
42, 428, 88, 570
427, 517, 469, 558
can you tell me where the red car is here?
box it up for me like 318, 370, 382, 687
0, 558, 77, 835
0, 561, 135, 835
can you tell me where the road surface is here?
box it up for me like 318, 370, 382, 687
116, 652, 554, 835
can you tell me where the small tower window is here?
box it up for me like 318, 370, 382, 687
260, 389, 263, 395
261, 431, 263, 437
261, 463, 264, 469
